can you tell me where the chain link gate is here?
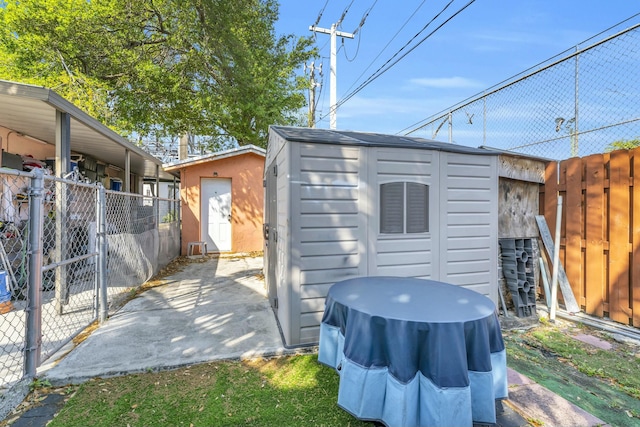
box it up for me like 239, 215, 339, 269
0, 168, 180, 397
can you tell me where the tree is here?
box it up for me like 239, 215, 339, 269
0, 0, 315, 147
605, 138, 640, 152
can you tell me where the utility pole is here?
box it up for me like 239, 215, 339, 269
304, 62, 322, 128
310, 23, 354, 129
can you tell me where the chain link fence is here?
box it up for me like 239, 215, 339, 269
0, 168, 180, 396
406, 22, 640, 160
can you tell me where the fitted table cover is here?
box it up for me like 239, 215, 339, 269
318, 276, 508, 427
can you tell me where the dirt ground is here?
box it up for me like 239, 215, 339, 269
501, 311, 640, 426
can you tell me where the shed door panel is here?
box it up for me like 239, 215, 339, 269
201, 178, 232, 252
370, 148, 437, 279
439, 153, 498, 300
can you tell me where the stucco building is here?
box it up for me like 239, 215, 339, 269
164, 145, 265, 255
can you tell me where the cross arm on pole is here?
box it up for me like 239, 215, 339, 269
309, 25, 355, 39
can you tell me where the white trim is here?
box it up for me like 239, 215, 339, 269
163, 145, 266, 170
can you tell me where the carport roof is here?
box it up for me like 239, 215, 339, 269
0, 80, 177, 180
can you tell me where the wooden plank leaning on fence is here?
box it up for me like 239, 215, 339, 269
535, 215, 581, 314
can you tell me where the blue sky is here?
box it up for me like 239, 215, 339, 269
275, 0, 640, 135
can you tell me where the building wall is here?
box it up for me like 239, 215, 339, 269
1, 126, 54, 166
179, 152, 264, 255
1, 126, 142, 192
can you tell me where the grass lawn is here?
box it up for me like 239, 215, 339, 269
1, 320, 638, 427
45, 354, 372, 427
21, 320, 637, 427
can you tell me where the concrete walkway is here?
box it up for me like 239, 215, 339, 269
40, 255, 287, 383
34, 255, 608, 427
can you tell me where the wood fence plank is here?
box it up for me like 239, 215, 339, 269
563, 157, 584, 307
632, 148, 640, 327
608, 150, 631, 324
535, 215, 581, 313
584, 154, 605, 317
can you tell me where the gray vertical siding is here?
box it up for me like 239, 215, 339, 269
296, 143, 367, 343
439, 153, 498, 302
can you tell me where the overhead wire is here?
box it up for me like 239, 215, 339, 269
397, 8, 640, 136
353, 0, 378, 35
313, 56, 330, 126
319, 0, 476, 123
343, 28, 363, 62
337, 0, 356, 27
340, 0, 457, 100
313, 0, 330, 27
344, 0, 378, 62
315, 58, 327, 120
342, 0, 427, 95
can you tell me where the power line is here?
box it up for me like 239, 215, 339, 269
313, 0, 330, 27
342, 0, 427, 96
397, 10, 640, 136
341, 0, 457, 99
343, 0, 378, 62
353, 0, 378, 35
337, 0, 356, 27
343, 27, 363, 62
316, 58, 329, 122
319, 0, 476, 123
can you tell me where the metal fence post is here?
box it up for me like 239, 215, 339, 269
97, 185, 108, 322
155, 165, 160, 228
572, 45, 580, 157
25, 169, 44, 377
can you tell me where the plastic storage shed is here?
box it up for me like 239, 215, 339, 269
264, 126, 500, 346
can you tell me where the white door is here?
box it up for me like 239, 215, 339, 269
201, 178, 232, 252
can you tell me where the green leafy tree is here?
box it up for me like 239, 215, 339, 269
0, 0, 314, 147
605, 138, 640, 152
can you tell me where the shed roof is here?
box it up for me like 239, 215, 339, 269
163, 144, 265, 171
270, 126, 498, 156
0, 80, 176, 180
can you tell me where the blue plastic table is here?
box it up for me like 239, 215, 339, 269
318, 276, 508, 427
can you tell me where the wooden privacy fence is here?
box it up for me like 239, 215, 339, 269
541, 148, 640, 328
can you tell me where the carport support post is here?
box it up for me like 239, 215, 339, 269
124, 149, 131, 193
55, 110, 70, 314
97, 184, 108, 322
25, 169, 45, 376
